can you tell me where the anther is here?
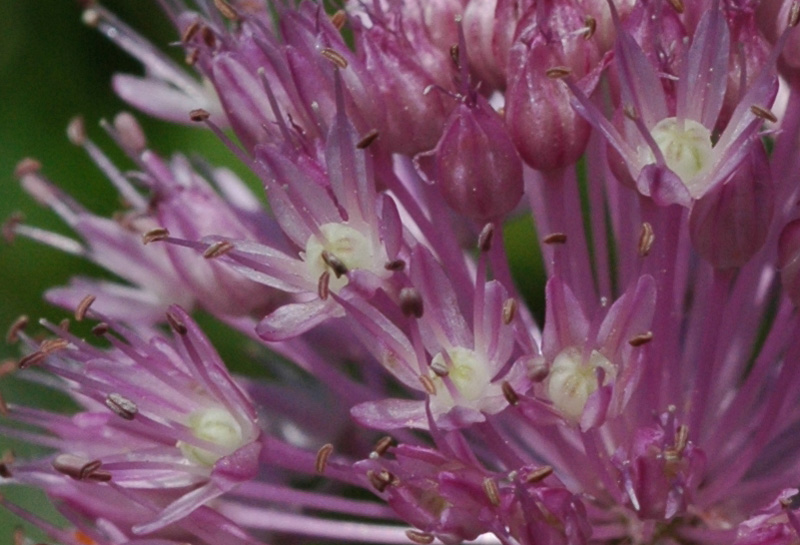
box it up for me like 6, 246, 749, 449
781, 491, 800, 509
357, 129, 380, 149
201, 26, 217, 48
105, 393, 137, 420
666, 0, 685, 14
674, 424, 688, 453
182, 20, 201, 43
185, 48, 200, 66
450, 44, 460, 66
546, 66, 572, 79
18, 351, 45, 370
482, 477, 501, 506
543, 232, 567, 244
321, 251, 349, 278
0, 359, 15, 378
2, 213, 24, 244
315, 443, 334, 474
628, 331, 653, 346
789, 2, 800, 28
638, 222, 655, 257
525, 465, 554, 483
6, 315, 28, 344
318, 271, 331, 301
583, 16, 596, 39
400, 287, 424, 318
213, 0, 238, 20
75, 294, 96, 321
113, 112, 147, 154
12, 527, 24, 545
623, 105, 639, 121
82, 8, 100, 27
373, 436, 393, 457
502, 381, 519, 405
321, 48, 348, 69
203, 240, 235, 259
502, 298, 517, 325
479, 223, 495, 252
58, 318, 70, 332
385, 259, 406, 271
527, 358, 549, 382
52, 454, 104, 481
330, 10, 346, 30
66, 117, 87, 146
189, 109, 211, 122
14, 158, 42, 178
367, 469, 395, 492
419, 374, 437, 395
166, 310, 188, 335
40, 339, 69, 355
142, 227, 170, 244
750, 105, 778, 123
430, 358, 449, 377
0, 391, 7, 417
405, 530, 435, 545
91, 322, 109, 336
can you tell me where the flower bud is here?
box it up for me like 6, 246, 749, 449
461, 0, 524, 90
434, 96, 523, 221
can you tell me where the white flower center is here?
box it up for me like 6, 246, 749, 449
547, 347, 616, 422
179, 407, 244, 466
304, 223, 378, 292
431, 347, 491, 406
646, 117, 713, 191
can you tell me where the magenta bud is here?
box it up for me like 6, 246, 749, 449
461, 0, 522, 90
689, 149, 773, 269
434, 96, 523, 221
779, 219, 800, 306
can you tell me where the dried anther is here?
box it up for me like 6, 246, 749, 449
203, 240, 235, 259
750, 105, 778, 123
75, 294, 96, 321
166, 310, 188, 335
628, 331, 654, 346
525, 466, 554, 483
430, 358, 449, 377
543, 233, 567, 244
400, 287, 424, 318
315, 443, 334, 474
67, 117, 87, 146
142, 227, 169, 244
321, 48, 348, 69
52, 454, 108, 481
189, 109, 211, 122
667, 0, 685, 13
321, 251, 348, 277
182, 20, 201, 43
213, 0, 238, 20
418, 374, 437, 395
405, 530, 435, 544
546, 66, 572, 79
482, 477, 501, 506
479, 223, 495, 252
13, 158, 41, 178
18, 351, 46, 370
3, 212, 25, 244
367, 469, 396, 492
318, 271, 331, 301
330, 10, 346, 30
105, 393, 137, 420
385, 259, 406, 271
357, 129, 379, 149
502, 381, 519, 405
502, 298, 517, 324
40, 339, 69, 355
373, 436, 393, 457
6, 315, 28, 344
583, 16, 596, 39
91, 322, 109, 336
638, 222, 655, 257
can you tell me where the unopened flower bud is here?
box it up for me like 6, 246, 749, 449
461, 0, 523, 90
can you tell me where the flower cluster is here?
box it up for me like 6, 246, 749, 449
4, 0, 800, 544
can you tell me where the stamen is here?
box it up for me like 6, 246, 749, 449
367, 469, 395, 492
318, 271, 331, 301
357, 129, 380, 149
166, 310, 188, 335
315, 443, 334, 474
2, 212, 25, 244
502, 381, 519, 405
13, 158, 42, 178
52, 454, 105, 481
321, 250, 349, 278
182, 20, 201, 43
6, 315, 28, 344
74, 295, 96, 321
18, 351, 45, 370
450, 44, 460, 67
91, 322, 109, 336
213, 0, 238, 20
623, 105, 639, 121
482, 478, 501, 506
789, 2, 800, 27
58, 318, 70, 332
638, 222, 655, 257
105, 393, 138, 420
330, 10, 346, 30
0, 359, 16, 378
546, 67, 572, 79
82, 8, 100, 27
479, 223, 495, 252
40, 339, 69, 355
142, 227, 170, 244
543, 232, 568, 244
201, 26, 217, 48
525, 466, 553, 483
405, 530, 435, 544
66, 116, 87, 146
750, 105, 778, 123
385, 259, 406, 271
502, 298, 517, 325
666, 0, 685, 14
583, 16, 596, 39
629, 331, 653, 346
373, 436, 393, 457
321, 48, 348, 69
189, 108, 211, 122
419, 374, 437, 395
430, 358, 449, 377
400, 287, 424, 318
203, 240, 235, 259
674, 424, 689, 453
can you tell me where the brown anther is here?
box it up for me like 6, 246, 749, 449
623, 104, 639, 121
330, 10, 347, 30
166, 310, 188, 335
674, 424, 688, 453
527, 358, 549, 382
385, 259, 406, 271
546, 66, 572, 79
182, 20, 201, 43
479, 223, 495, 252
781, 491, 800, 509
450, 44, 460, 66
75, 294, 96, 321
185, 48, 200, 66
67, 116, 87, 146
502, 298, 517, 325
18, 351, 45, 370
0, 359, 16, 378
40, 338, 69, 355
0, 452, 13, 476
203, 240, 235, 259
482, 477, 501, 506
105, 393, 137, 420
583, 16, 596, 39
790, 2, 800, 28
357, 129, 380, 149
400, 287, 424, 318
6, 315, 28, 344
85, 469, 112, 482
367, 469, 395, 492
321, 48, 348, 69
91, 322, 109, 336
14, 158, 42, 179
750, 105, 778, 123
0, 391, 7, 417
142, 227, 170, 245
628, 331, 653, 347
59, 318, 70, 332
52, 454, 103, 481
525, 465, 554, 483
418, 374, 437, 395
13, 527, 24, 545
0, 463, 10, 478
666, 0, 685, 14
502, 381, 519, 406
201, 26, 217, 48
3, 212, 24, 244
373, 436, 393, 456
405, 530, 435, 545
189, 108, 211, 122
321, 250, 349, 278
82, 8, 100, 27
318, 271, 331, 301
213, 0, 238, 20
430, 358, 449, 377
543, 232, 567, 244
315, 443, 334, 474
638, 222, 655, 257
